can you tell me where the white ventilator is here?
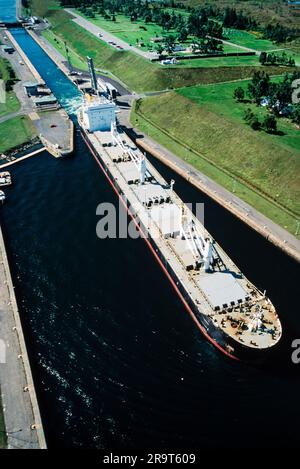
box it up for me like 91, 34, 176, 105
203, 239, 213, 272
139, 156, 147, 184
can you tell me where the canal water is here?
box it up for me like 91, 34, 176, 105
0, 27, 299, 448
0, 0, 16, 23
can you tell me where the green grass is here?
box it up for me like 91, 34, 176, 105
132, 90, 300, 237
73, 5, 300, 66
0, 91, 20, 117
41, 29, 88, 71
75, 11, 173, 51
29, 0, 60, 17
224, 28, 282, 52
172, 54, 259, 68
74, 9, 261, 68
223, 30, 300, 65
0, 58, 20, 117
180, 79, 300, 153
0, 394, 6, 449
0, 116, 36, 153
44, 10, 296, 92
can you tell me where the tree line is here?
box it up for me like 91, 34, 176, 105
259, 52, 296, 67
233, 71, 300, 132
58, 0, 299, 46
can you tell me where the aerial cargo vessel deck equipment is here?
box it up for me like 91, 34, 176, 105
78, 94, 282, 361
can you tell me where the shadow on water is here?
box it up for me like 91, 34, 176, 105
0, 25, 299, 449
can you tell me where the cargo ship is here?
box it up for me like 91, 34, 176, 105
78, 94, 282, 361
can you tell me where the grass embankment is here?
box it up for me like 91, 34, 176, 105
73, 4, 300, 66
223, 29, 300, 65
0, 116, 36, 154
43, 10, 295, 92
0, 393, 6, 449
0, 57, 20, 117
41, 29, 88, 71
29, 0, 60, 17
131, 88, 300, 237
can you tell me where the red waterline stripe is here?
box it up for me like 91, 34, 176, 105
82, 132, 240, 362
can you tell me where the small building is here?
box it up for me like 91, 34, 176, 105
174, 44, 186, 52
33, 94, 58, 109
150, 37, 164, 43
1, 45, 14, 54
82, 98, 116, 132
161, 58, 177, 65
23, 81, 39, 96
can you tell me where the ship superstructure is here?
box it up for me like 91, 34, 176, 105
78, 95, 282, 360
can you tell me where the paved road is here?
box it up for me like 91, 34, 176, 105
118, 101, 300, 262
65, 8, 159, 61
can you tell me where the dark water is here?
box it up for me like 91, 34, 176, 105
1, 27, 300, 449
0, 0, 16, 23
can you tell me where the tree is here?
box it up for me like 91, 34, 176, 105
244, 108, 261, 130
292, 105, 300, 127
259, 52, 267, 65
178, 27, 188, 42
156, 44, 164, 56
262, 114, 277, 133
248, 71, 270, 105
164, 35, 176, 54
233, 87, 245, 102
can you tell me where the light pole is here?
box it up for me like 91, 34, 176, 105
232, 178, 237, 193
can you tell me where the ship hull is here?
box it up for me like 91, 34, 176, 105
80, 127, 278, 362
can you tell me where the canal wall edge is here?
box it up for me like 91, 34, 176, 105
0, 225, 47, 449
135, 138, 300, 264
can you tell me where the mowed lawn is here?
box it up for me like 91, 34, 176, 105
0, 116, 36, 153
74, 11, 172, 50
133, 88, 300, 234
0, 57, 20, 117
173, 54, 260, 68
224, 28, 300, 65
75, 11, 261, 67
42, 29, 88, 71
0, 91, 19, 117
224, 28, 283, 51
46, 10, 296, 92
179, 80, 300, 153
